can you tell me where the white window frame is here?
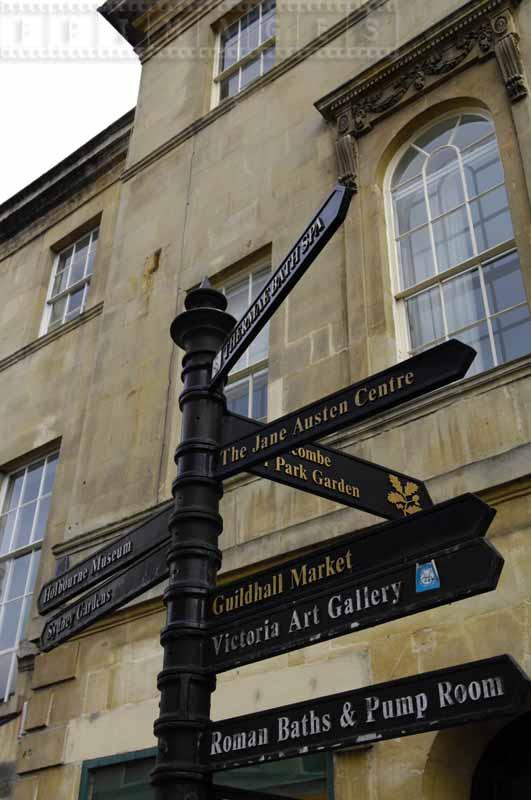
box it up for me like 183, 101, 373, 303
223, 264, 270, 421
384, 109, 523, 363
212, 0, 276, 107
0, 451, 58, 702
41, 226, 99, 335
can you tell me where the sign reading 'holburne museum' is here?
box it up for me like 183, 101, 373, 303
222, 411, 433, 520
207, 657, 529, 770
210, 184, 353, 388
216, 340, 476, 480
38, 507, 171, 614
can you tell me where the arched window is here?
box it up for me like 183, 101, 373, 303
389, 113, 531, 375
471, 712, 531, 797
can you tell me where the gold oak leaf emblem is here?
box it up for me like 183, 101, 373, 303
387, 475, 422, 516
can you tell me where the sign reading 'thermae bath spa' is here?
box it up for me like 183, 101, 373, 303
207, 657, 529, 770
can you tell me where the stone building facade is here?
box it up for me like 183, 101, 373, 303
1, 0, 531, 797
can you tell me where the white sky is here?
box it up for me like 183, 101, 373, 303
0, 2, 141, 204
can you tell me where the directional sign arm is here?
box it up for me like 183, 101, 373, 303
221, 410, 433, 519
38, 506, 171, 614
210, 184, 354, 388
209, 538, 504, 672
39, 541, 170, 652
216, 340, 476, 480
206, 656, 528, 770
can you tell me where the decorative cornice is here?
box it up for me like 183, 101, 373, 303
315, 0, 526, 138
0, 111, 134, 245
122, 0, 389, 181
0, 303, 104, 375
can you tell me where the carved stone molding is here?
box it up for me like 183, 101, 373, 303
316, 0, 526, 140
336, 134, 359, 191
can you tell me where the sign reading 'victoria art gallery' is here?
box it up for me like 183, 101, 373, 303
216, 340, 476, 480
209, 538, 503, 673
209, 184, 354, 388
207, 656, 529, 770
222, 411, 433, 520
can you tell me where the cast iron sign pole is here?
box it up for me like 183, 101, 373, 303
150, 281, 235, 800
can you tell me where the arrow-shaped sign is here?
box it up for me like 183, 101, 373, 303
38, 506, 171, 615
209, 184, 354, 389
209, 538, 503, 673
39, 540, 170, 652
208, 494, 495, 626
206, 656, 528, 770
222, 411, 433, 519
216, 340, 475, 480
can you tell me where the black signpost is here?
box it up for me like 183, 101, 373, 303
222, 411, 433, 519
216, 339, 476, 480
36, 183, 530, 800
206, 656, 528, 770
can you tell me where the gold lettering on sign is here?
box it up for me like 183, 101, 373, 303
387, 475, 422, 516
354, 372, 415, 408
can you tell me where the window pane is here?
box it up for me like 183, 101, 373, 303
433, 206, 473, 271
453, 115, 494, 150
252, 371, 268, 421
456, 323, 494, 376
0, 512, 16, 557
443, 270, 485, 331
3, 472, 24, 511
26, 553, 40, 596
394, 182, 428, 235
65, 286, 85, 319
416, 117, 459, 153
261, 0, 276, 40
220, 72, 239, 100
240, 6, 260, 58
0, 599, 23, 650
22, 462, 44, 504
69, 235, 90, 285
241, 56, 261, 90
426, 148, 464, 218
398, 226, 435, 288
463, 136, 504, 198
262, 45, 275, 75
32, 495, 51, 543
392, 147, 425, 187
484, 251, 527, 314
0, 654, 13, 702
407, 288, 444, 350
471, 185, 513, 253
49, 296, 67, 328
12, 501, 38, 550
42, 454, 58, 496
52, 265, 70, 297
7, 555, 30, 600
226, 379, 250, 417
220, 22, 239, 71
492, 306, 531, 364
85, 231, 98, 276
0, 562, 8, 602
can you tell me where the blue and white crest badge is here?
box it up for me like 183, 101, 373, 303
416, 560, 441, 593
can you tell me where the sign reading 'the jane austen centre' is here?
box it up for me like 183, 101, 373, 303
209, 538, 503, 672
209, 184, 354, 388
215, 340, 476, 480
222, 411, 433, 520
206, 656, 529, 770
